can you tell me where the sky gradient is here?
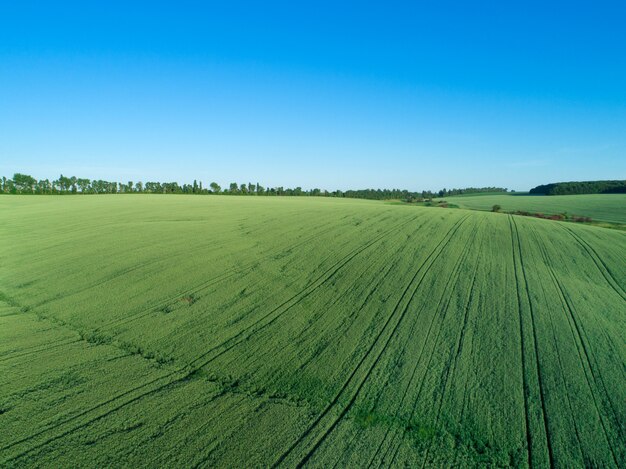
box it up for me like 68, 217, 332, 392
1, 1, 625, 191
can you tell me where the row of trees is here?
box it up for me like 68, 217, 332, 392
529, 180, 626, 195
435, 187, 508, 197
1, 174, 317, 196
3, 174, 201, 195
1, 173, 507, 201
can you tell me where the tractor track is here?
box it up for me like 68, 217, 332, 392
270, 214, 470, 467
365, 217, 478, 468
508, 215, 534, 468
560, 225, 626, 301
532, 227, 622, 466
512, 216, 554, 468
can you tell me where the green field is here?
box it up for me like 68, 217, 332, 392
438, 193, 626, 224
1, 195, 625, 467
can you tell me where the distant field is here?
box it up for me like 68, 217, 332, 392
1, 196, 625, 467
440, 193, 626, 223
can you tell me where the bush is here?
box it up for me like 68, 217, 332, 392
492, 204, 501, 212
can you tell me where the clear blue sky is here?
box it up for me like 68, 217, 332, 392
1, 1, 625, 191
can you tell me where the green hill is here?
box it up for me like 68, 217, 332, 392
439, 193, 626, 224
1, 196, 624, 467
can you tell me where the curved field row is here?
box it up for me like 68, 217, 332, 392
0, 195, 624, 467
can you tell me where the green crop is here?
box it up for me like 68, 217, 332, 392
1, 195, 624, 467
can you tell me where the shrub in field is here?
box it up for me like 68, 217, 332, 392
180, 294, 196, 305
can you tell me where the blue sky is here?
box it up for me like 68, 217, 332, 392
1, 1, 625, 191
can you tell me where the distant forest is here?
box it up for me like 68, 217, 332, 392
1, 173, 507, 201
529, 180, 626, 195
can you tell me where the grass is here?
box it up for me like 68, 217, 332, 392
437, 193, 626, 224
1, 195, 624, 467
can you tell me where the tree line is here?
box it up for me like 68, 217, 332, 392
1, 173, 507, 201
529, 180, 626, 195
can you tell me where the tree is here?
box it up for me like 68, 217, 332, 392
13, 173, 37, 193
210, 182, 221, 193
492, 204, 501, 212
162, 182, 180, 193
145, 182, 161, 193
36, 179, 52, 194
55, 174, 73, 193
530, 180, 626, 195
76, 178, 91, 193
229, 182, 238, 194
5, 178, 16, 194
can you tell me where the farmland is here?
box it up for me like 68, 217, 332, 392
438, 193, 626, 224
1, 195, 625, 467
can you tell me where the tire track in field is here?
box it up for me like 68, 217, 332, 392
365, 219, 478, 468
0, 309, 25, 318
0, 214, 411, 464
532, 227, 621, 466
149, 392, 250, 467
377, 220, 482, 467
0, 369, 186, 463
299, 220, 426, 335
271, 214, 471, 468
531, 235, 586, 463
539, 226, 626, 395
32, 257, 170, 308
560, 225, 626, 301
508, 215, 533, 468
256, 233, 409, 424
249, 246, 395, 375
419, 221, 485, 468
0, 337, 80, 363
248, 234, 402, 367
265, 217, 431, 375
539, 247, 622, 467
190, 400, 269, 469
3, 367, 248, 467
294, 214, 471, 468
457, 252, 483, 425
384, 219, 483, 467
0, 322, 78, 359
90, 214, 359, 333
184, 214, 421, 372
512, 217, 554, 468
87, 384, 234, 465
272, 215, 469, 468
30, 236, 236, 310
330, 430, 361, 469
